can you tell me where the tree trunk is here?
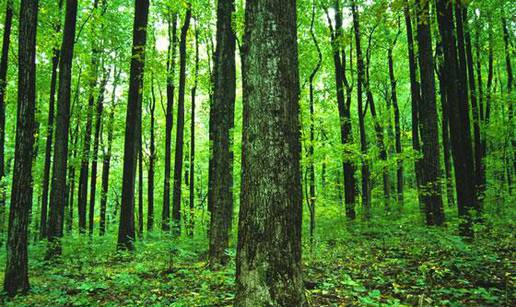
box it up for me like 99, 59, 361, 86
162, 13, 177, 232
188, 26, 199, 238
172, 7, 191, 236
99, 68, 119, 236
4, 0, 38, 295
47, 0, 78, 257
435, 0, 476, 238
235, 0, 306, 305
147, 76, 156, 232
0, 0, 13, 246
415, 0, 444, 226
208, 0, 236, 266
117, 0, 150, 250
137, 119, 143, 239
501, 17, 514, 176
475, 18, 486, 199
351, 1, 371, 219
403, 0, 424, 208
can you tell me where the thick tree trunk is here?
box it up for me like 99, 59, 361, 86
147, 76, 156, 232
403, 0, 424, 207
351, 1, 371, 219
3, 0, 38, 295
415, 0, 444, 226
172, 7, 191, 236
117, 0, 150, 250
47, 0, 78, 257
0, 0, 13, 245
436, 0, 476, 238
208, 0, 236, 266
235, 0, 306, 305
162, 14, 177, 232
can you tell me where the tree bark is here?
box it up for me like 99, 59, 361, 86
415, 0, 444, 226
501, 17, 514, 176
188, 26, 199, 238
208, 0, 236, 266
235, 0, 306, 305
435, 0, 476, 238
162, 13, 177, 232
47, 0, 78, 257
4, 0, 38, 295
351, 1, 371, 219
117, 0, 150, 250
147, 75, 156, 232
0, 0, 13, 245
172, 7, 191, 236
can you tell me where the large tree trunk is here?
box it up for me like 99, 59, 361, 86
403, 0, 424, 207
172, 7, 191, 236
3, 0, 38, 295
415, 0, 444, 226
435, 0, 476, 238
162, 13, 177, 232
351, 1, 371, 219
47, 0, 78, 257
0, 0, 13, 246
208, 0, 236, 266
117, 0, 150, 250
99, 68, 119, 236
235, 0, 306, 305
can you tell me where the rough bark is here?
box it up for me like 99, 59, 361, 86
351, 1, 371, 219
208, 0, 236, 266
235, 0, 306, 305
4, 0, 38, 295
117, 0, 150, 250
162, 13, 177, 232
172, 7, 191, 236
415, 0, 444, 226
47, 0, 78, 257
436, 0, 476, 237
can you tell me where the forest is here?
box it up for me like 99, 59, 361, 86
0, 0, 514, 305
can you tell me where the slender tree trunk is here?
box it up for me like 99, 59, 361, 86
0, 0, 13, 246
388, 39, 403, 206
307, 2, 321, 240
403, 0, 424, 207
3, 0, 38, 295
47, 0, 78, 257
118, 0, 150, 250
137, 121, 143, 239
436, 0, 476, 238
162, 14, 177, 232
475, 19, 486, 199
352, 1, 371, 219
172, 7, 192, 236
147, 76, 156, 232
501, 17, 514, 176
235, 0, 306, 304
99, 68, 119, 236
208, 0, 236, 266
188, 26, 199, 238
415, 0, 444, 226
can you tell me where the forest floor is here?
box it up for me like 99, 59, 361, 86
0, 204, 514, 306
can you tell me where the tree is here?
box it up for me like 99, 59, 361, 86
235, 0, 306, 305
0, 0, 13, 245
47, 0, 79, 257
147, 75, 156, 232
435, 0, 476, 237
172, 6, 192, 236
118, 0, 150, 250
188, 25, 199, 237
351, 0, 371, 219
415, 0, 444, 225
162, 13, 177, 232
208, 0, 236, 266
3, 0, 38, 295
